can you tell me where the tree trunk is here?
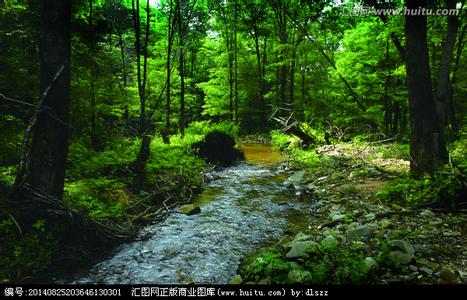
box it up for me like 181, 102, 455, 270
117, 29, 127, 89
289, 41, 296, 109
299, 58, 306, 121
448, 24, 465, 138
228, 32, 233, 121
177, 0, 185, 138
233, 1, 239, 124
12, 0, 71, 200
164, 0, 176, 144
132, 0, 152, 189
405, 0, 448, 176
435, 0, 459, 136
88, 0, 100, 151
271, 0, 288, 107
253, 33, 266, 127
383, 38, 391, 136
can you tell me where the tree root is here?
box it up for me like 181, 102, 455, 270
3, 184, 134, 248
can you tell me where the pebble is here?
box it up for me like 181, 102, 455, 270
419, 266, 433, 276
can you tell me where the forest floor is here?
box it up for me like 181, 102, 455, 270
235, 142, 466, 284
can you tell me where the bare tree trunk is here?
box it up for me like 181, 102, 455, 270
233, 0, 239, 124
271, 0, 288, 107
132, 0, 151, 190
405, 0, 448, 176
383, 38, 392, 136
88, 0, 100, 150
253, 33, 266, 127
164, 0, 176, 144
435, 0, 459, 137
289, 40, 296, 108
117, 29, 127, 89
227, 30, 233, 121
299, 57, 306, 121
448, 24, 465, 138
177, 0, 185, 138
13, 0, 71, 199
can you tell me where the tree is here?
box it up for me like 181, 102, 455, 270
240, 0, 269, 127
12, 0, 72, 199
435, 0, 460, 138
270, 0, 289, 106
213, 0, 235, 121
405, 0, 448, 176
163, 0, 177, 144
132, 0, 152, 189
233, 0, 239, 124
177, 0, 186, 137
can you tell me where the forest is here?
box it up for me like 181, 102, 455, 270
0, 0, 465, 286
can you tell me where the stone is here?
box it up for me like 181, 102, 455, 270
287, 269, 312, 284
316, 176, 328, 182
380, 218, 392, 228
284, 171, 306, 187
420, 209, 436, 218
439, 267, 458, 284
409, 265, 418, 272
345, 225, 374, 242
176, 204, 201, 215
258, 277, 271, 285
306, 183, 317, 192
292, 232, 313, 243
335, 224, 349, 232
329, 211, 347, 222
229, 275, 243, 285
286, 240, 321, 259
442, 231, 461, 237
416, 258, 439, 271
320, 235, 338, 250
389, 240, 415, 257
419, 266, 433, 276
353, 241, 367, 249
364, 257, 379, 273
429, 218, 443, 227
388, 251, 413, 266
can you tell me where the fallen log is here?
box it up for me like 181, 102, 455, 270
273, 115, 316, 147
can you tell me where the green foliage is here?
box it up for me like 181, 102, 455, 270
64, 178, 128, 222
146, 137, 206, 188
0, 166, 16, 186
270, 131, 321, 167
239, 241, 371, 284
185, 121, 239, 138
377, 167, 465, 207
0, 218, 57, 282
239, 247, 288, 283
449, 136, 467, 170
66, 138, 137, 180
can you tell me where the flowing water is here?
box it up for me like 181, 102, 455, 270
72, 144, 312, 284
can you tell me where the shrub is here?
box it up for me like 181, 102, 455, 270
0, 218, 57, 282
377, 167, 465, 207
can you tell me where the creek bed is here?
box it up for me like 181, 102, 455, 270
70, 144, 313, 284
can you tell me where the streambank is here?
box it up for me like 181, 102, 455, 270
57, 144, 314, 284
236, 143, 466, 284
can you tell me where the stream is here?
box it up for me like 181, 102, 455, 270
70, 144, 313, 284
